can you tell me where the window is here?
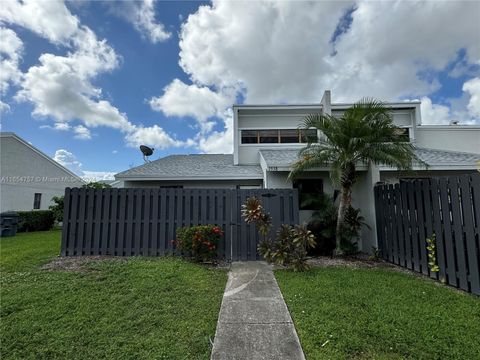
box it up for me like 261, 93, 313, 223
33, 193, 42, 209
279, 129, 299, 143
397, 127, 410, 142
241, 130, 258, 144
240, 129, 318, 144
300, 129, 318, 143
258, 130, 279, 143
293, 179, 323, 210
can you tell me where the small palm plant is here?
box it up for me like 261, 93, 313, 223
289, 98, 420, 255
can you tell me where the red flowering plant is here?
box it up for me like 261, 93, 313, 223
174, 225, 223, 262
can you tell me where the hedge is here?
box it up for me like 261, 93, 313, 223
17, 210, 55, 232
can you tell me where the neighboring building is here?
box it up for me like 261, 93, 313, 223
0, 132, 84, 212
115, 91, 480, 251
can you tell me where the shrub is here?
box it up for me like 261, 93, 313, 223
257, 224, 316, 272
304, 194, 337, 256
174, 225, 223, 262
241, 197, 272, 236
49, 196, 64, 222
17, 210, 55, 232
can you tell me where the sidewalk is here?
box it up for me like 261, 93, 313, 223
211, 262, 305, 360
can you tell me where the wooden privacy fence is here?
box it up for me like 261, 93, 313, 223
374, 173, 480, 295
61, 188, 299, 261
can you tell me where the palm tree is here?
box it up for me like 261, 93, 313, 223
289, 99, 420, 255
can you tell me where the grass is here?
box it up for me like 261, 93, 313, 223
276, 266, 480, 360
1, 231, 227, 360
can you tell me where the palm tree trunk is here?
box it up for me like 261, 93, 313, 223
334, 164, 355, 256
334, 186, 351, 255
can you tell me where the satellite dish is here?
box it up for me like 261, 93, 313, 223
140, 145, 154, 163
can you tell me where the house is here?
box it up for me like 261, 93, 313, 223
0, 132, 84, 212
115, 91, 480, 251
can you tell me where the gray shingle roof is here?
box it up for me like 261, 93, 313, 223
414, 148, 480, 166
116, 154, 263, 179
260, 148, 480, 168
260, 149, 299, 167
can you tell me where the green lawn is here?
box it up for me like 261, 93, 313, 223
1, 231, 227, 360
276, 267, 480, 360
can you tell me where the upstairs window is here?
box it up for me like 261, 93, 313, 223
300, 129, 318, 143
241, 130, 258, 144
397, 127, 411, 142
259, 130, 278, 143
279, 129, 299, 143
33, 193, 42, 209
241, 129, 318, 144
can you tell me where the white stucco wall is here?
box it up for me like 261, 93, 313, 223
351, 164, 380, 252
415, 126, 480, 154
0, 135, 84, 212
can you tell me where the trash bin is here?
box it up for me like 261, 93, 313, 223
0, 211, 19, 237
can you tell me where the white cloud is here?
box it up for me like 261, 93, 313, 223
197, 109, 233, 154
82, 171, 116, 181
53, 149, 115, 180
110, 0, 171, 43
53, 123, 71, 131
420, 97, 451, 125
0, 0, 79, 45
177, 0, 480, 117
53, 149, 82, 173
73, 125, 91, 140
4, 0, 184, 148
0, 27, 23, 111
463, 77, 480, 118
149, 79, 235, 132
126, 124, 194, 149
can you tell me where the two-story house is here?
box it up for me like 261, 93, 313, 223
115, 91, 480, 251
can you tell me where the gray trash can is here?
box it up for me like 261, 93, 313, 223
0, 211, 19, 237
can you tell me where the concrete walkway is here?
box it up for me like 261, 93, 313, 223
211, 262, 305, 360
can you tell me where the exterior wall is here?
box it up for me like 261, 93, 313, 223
351, 164, 380, 252
415, 126, 480, 154
0, 135, 84, 212
265, 171, 292, 189
123, 179, 263, 189
235, 107, 322, 165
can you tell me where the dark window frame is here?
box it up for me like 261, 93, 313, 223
33, 193, 42, 209
240, 129, 318, 144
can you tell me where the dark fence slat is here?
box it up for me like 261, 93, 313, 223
438, 178, 457, 287
92, 189, 102, 255
151, 189, 159, 256
414, 181, 429, 275
100, 189, 111, 255
61, 188, 71, 256
460, 176, 479, 293
449, 177, 468, 291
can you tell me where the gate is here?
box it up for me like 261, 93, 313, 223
61, 188, 299, 260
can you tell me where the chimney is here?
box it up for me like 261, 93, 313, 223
321, 90, 331, 115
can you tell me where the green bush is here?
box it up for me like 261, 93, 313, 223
49, 196, 64, 222
17, 210, 55, 232
258, 224, 316, 272
174, 225, 223, 262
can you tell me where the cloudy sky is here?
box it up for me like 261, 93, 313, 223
1, 0, 479, 179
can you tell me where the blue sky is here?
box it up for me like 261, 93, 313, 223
0, 1, 479, 179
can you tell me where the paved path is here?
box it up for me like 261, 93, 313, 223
211, 262, 305, 360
